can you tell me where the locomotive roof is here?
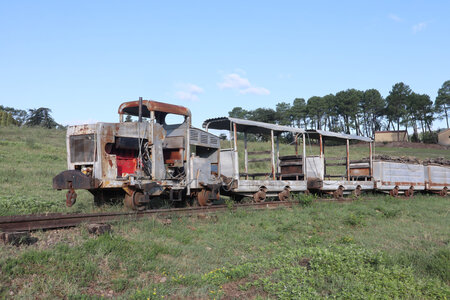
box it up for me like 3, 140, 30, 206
203, 117, 372, 142
118, 100, 191, 118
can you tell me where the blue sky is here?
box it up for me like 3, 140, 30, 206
1, 0, 449, 129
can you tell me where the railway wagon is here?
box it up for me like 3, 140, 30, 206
203, 117, 376, 200
203, 117, 449, 199
53, 98, 222, 209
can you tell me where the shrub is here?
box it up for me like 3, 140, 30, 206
343, 213, 365, 227
294, 193, 315, 206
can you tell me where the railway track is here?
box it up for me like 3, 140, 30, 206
0, 200, 301, 232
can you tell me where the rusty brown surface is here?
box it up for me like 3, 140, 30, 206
118, 100, 191, 117
380, 181, 425, 186
349, 168, 370, 176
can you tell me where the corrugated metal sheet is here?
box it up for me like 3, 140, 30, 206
306, 130, 373, 142
203, 117, 305, 135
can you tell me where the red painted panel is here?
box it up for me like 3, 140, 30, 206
116, 150, 137, 176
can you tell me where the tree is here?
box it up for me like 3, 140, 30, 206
249, 108, 276, 124
228, 107, 250, 119
435, 80, 450, 128
291, 98, 307, 128
335, 89, 363, 134
0, 105, 27, 125
385, 82, 411, 136
407, 93, 433, 141
306, 96, 328, 130
360, 89, 385, 137
25, 107, 59, 128
275, 102, 292, 126
0, 111, 6, 126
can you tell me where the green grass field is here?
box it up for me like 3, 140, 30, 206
1, 196, 449, 298
0, 127, 449, 299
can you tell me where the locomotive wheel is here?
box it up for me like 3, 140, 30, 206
124, 191, 145, 210
197, 189, 210, 206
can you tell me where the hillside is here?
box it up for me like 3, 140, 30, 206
1, 126, 449, 216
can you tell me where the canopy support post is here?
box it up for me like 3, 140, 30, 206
271, 130, 276, 180
244, 132, 248, 180
346, 139, 350, 180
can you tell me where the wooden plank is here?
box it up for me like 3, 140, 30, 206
325, 162, 347, 166
248, 150, 271, 155
248, 158, 271, 163
279, 161, 303, 166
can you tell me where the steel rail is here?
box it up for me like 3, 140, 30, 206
0, 201, 297, 232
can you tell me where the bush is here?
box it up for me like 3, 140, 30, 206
422, 131, 438, 144
293, 193, 315, 206
343, 213, 366, 227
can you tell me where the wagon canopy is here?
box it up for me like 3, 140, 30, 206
202, 117, 305, 135
305, 129, 372, 143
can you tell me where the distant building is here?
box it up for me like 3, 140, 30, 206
438, 128, 450, 146
374, 130, 408, 142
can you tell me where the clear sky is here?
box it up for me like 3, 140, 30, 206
1, 0, 449, 129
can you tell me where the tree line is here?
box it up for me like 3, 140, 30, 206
0, 106, 60, 128
229, 81, 450, 142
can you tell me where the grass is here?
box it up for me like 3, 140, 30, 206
0, 127, 124, 216
0, 127, 449, 298
0, 195, 448, 298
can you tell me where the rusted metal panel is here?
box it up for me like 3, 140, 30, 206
280, 155, 303, 176
320, 180, 373, 191
349, 163, 370, 177
53, 170, 100, 190
152, 123, 165, 180
305, 129, 373, 142
373, 161, 425, 190
189, 128, 220, 148
425, 164, 450, 190
305, 156, 324, 180
203, 117, 305, 135
234, 179, 308, 194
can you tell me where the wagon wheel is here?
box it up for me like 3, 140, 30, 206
278, 189, 291, 201
352, 186, 362, 198
389, 186, 399, 197
333, 186, 344, 200
439, 187, 448, 197
253, 190, 266, 202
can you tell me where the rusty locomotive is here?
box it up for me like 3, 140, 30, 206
53, 98, 222, 209
53, 99, 449, 208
